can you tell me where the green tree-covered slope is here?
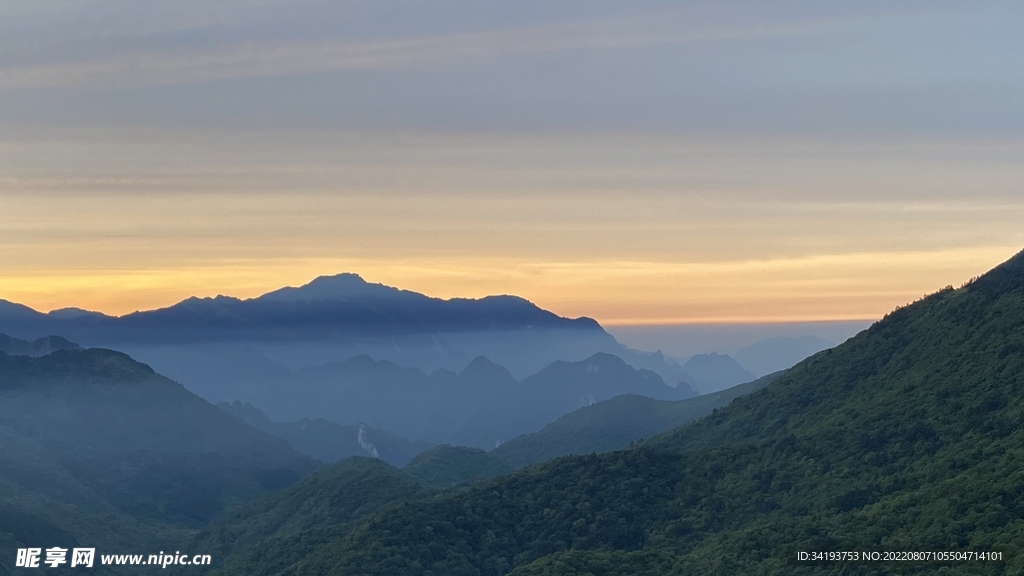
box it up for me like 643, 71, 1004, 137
197, 448, 515, 576
404, 446, 513, 488
195, 457, 427, 575
492, 371, 783, 469
214, 248, 1024, 575
0, 346, 318, 574
0, 348, 317, 525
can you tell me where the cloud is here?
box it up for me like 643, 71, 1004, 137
0, 12, 861, 90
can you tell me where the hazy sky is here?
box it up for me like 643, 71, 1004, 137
2, 1, 1022, 324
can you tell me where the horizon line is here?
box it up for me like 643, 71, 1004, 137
601, 317, 879, 327
4, 295, 880, 328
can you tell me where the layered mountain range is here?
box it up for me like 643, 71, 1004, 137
6, 247, 1023, 574
217, 401, 430, 468
195, 247, 1024, 575
232, 351, 697, 449
0, 341, 320, 574
0, 274, 600, 342
0, 330, 751, 575
0, 274, 697, 395
5, 264, 923, 575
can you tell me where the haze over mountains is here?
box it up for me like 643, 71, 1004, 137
676, 353, 755, 393
733, 335, 834, 377
610, 323, 864, 375
0, 330, 768, 575
199, 248, 1024, 575
0, 274, 841, 409
0, 274, 600, 341
217, 401, 430, 468
0, 347, 316, 524
0, 271, 860, 574
0, 274, 850, 454
0, 273, 699, 392
4, 249, 1023, 574
0, 334, 79, 357
241, 351, 697, 449
491, 370, 784, 469
0, 341, 320, 574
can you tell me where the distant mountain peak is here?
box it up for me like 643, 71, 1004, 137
0, 348, 156, 390
681, 352, 756, 394
585, 352, 628, 369
462, 355, 501, 370
173, 294, 244, 311
460, 356, 515, 381
472, 294, 531, 304
684, 351, 733, 365
46, 307, 110, 320
258, 273, 413, 302
343, 354, 386, 368
532, 353, 625, 377
0, 298, 45, 320
184, 295, 241, 303
0, 333, 81, 357
0, 272, 607, 348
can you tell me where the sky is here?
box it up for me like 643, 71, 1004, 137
1, 1, 1023, 325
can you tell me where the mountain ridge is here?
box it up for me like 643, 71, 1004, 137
0, 343, 320, 574
217, 401, 430, 467
0, 273, 601, 344
492, 370, 783, 469
0, 333, 81, 358
253, 351, 695, 449
0, 274, 694, 392
208, 247, 1024, 574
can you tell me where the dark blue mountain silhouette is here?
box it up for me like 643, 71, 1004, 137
0, 273, 601, 344
0, 274, 695, 395
250, 351, 695, 449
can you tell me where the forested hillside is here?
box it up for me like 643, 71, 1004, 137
493, 371, 782, 469
0, 346, 317, 574
404, 446, 513, 488
212, 249, 1024, 575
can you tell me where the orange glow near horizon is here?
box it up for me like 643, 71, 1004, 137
2, 131, 1023, 325
4, 4, 1024, 332
0, 246, 1016, 326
